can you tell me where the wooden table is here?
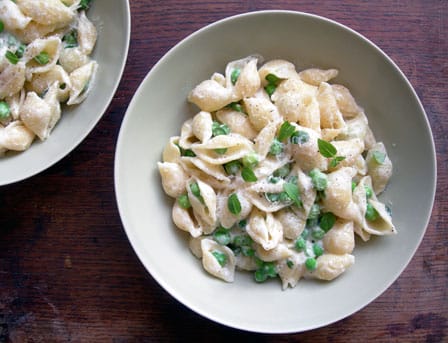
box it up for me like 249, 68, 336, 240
1, 1, 446, 341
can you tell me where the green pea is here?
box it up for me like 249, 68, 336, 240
313, 243, 324, 257
305, 257, 317, 271
365, 203, 379, 221
212, 121, 230, 136
241, 246, 255, 257
242, 152, 259, 169
213, 227, 231, 245
233, 234, 252, 247
0, 101, 11, 119
294, 237, 306, 251
273, 164, 291, 178
229, 102, 244, 112
301, 228, 310, 239
211, 251, 228, 267
177, 194, 191, 209
308, 203, 320, 220
265, 193, 280, 202
269, 138, 283, 155
309, 168, 328, 191
311, 227, 326, 240
365, 185, 373, 199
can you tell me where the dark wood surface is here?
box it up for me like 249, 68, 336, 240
1, 1, 446, 342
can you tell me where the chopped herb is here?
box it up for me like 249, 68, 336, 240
283, 182, 302, 207
265, 73, 280, 84
227, 193, 241, 215
5, 50, 19, 64
63, 30, 78, 48
242, 152, 259, 169
0, 20, 4, 33
278, 121, 296, 141
214, 148, 227, 155
286, 260, 294, 269
34, 51, 50, 65
317, 138, 337, 158
264, 83, 277, 97
329, 155, 346, 168
241, 167, 258, 182
319, 212, 336, 232
15, 44, 26, 58
231, 68, 241, 85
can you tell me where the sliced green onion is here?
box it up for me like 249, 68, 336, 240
231, 68, 241, 85
317, 138, 337, 158
0, 101, 11, 119
227, 193, 241, 215
309, 168, 328, 191
320, 212, 336, 232
241, 167, 257, 182
177, 194, 191, 209
213, 227, 231, 245
34, 51, 50, 65
211, 250, 228, 267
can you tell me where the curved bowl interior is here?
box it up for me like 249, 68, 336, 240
0, 0, 131, 186
115, 11, 436, 333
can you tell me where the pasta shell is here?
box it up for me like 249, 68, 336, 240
322, 220, 355, 254
312, 253, 355, 281
192, 111, 213, 143
157, 162, 189, 198
201, 238, 236, 282
298, 68, 339, 86
172, 201, 202, 238
0, 0, 31, 31
247, 209, 283, 250
67, 60, 98, 105
258, 59, 297, 86
188, 79, 232, 112
0, 121, 35, 152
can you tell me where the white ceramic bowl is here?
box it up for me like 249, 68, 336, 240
0, 0, 130, 186
115, 11, 436, 333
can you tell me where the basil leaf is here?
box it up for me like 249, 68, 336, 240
241, 167, 258, 182
320, 212, 336, 232
317, 138, 337, 158
228, 193, 241, 215
329, 155, 346, 168
278, 121, 296, 141
5, 50, 18, 64
283, 182, 302, 207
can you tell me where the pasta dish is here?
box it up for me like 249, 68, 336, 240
0, 0, 97, 155
158, 56, 395, 289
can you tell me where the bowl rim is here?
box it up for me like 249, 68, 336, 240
0, 0, 132, 187
115, 9, 437, 333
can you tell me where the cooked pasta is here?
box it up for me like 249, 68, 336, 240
0, 0, 98, 156
158, 56, 396, 289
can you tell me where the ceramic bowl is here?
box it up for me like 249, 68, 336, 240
115, 11, 436, 333
0, 0, 130, 186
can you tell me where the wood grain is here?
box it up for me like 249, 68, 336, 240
0, 1, 446, 342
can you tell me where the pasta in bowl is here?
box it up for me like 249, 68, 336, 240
115, 11, 436, 333
0, 0, 130, 185
158, 56, 396, 288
